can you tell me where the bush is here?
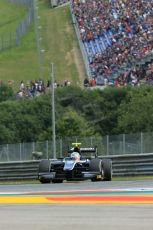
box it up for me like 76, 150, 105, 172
0, 82, 14, 102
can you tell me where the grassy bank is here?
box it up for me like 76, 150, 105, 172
0, 0, 26, 35
0, 1, 83, 90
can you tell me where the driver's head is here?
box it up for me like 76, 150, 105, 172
74, 146, 80, 153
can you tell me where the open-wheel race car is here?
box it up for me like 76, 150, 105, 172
38, 143, 112, 183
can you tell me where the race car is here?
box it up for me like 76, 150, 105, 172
38, 143, 112, 183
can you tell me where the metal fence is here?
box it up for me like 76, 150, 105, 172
9, 0, 33, 7
0, 0, 34, 51
104, 132, 153, 155
16, 6, 34, 45
0, 138, 103, 162
1, 132, 153, 162
70, 4, 90, 78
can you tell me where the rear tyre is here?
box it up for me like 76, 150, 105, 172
38, 159, 51, 184
39, 177, 51, 184
89, 158, 102, 182
102, 159, 112, 181
52, 179, 63, 183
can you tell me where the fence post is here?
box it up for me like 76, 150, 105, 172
32, 142, 35, 153
6, 144, 10, 161
90, 136, 93, 146
19, 143, 22, 161
60, 138, 63, 158
140, 132, 143, 154
16, 27, 20, 45
46, 140, 48, 159
106, 135, 109, 155
123, 134, 125, 154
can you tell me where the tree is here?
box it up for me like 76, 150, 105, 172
56, 108, 95, 138
118, 85, 153, 133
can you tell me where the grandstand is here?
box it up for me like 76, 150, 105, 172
70, 0, 153, 87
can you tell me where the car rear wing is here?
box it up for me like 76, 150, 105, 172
68, 147, 98, 157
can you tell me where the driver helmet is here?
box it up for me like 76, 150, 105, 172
71, 146, 80, 160
74, 146, 80, 153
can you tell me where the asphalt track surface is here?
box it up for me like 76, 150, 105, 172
0, 180, 153, 230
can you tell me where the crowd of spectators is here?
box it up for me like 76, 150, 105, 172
16, 79, 71, 98
84, 60, 153, 87
71, 0, 153, 86
57, 0, 69, 5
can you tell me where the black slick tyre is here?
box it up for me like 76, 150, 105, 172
102, 158, 112, 181
89, 158, 102, 182
52, 179, 63, 183
38, 159, 51, 183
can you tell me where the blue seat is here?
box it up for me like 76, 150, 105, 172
90, 40, 96, 55
95, 38, 102, 53
84, 42, 90, 55
104, 32, 111, 46
108, 29, 113, 37
92, 40, 99, 54
100, 36, 107, 50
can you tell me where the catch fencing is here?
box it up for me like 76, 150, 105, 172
1, 132, 153, 162
1, 132, 153, 180
0, 0, 34, 51
9, 0, 33, 6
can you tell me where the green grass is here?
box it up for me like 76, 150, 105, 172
0, 1, 82, 90
113, 175, 153, 181
0, 0, 27, 35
